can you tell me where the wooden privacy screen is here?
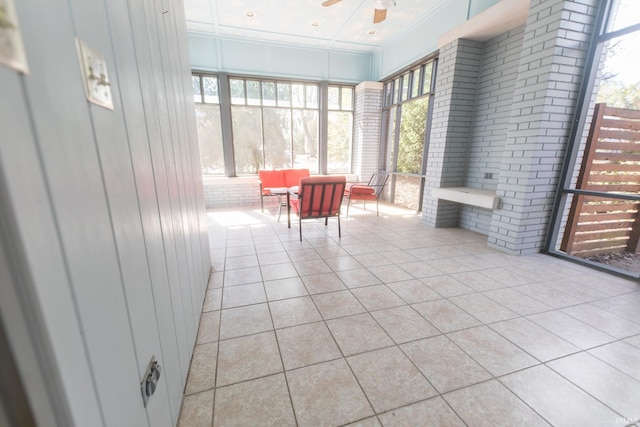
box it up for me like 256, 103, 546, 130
561, 103, 640, 257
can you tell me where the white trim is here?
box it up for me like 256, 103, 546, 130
438, 0, 530, 47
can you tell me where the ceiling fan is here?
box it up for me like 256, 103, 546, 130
322, 0, 396, 24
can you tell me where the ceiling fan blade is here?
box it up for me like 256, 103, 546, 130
322, 0, 342, 6
373, 8, 387, 23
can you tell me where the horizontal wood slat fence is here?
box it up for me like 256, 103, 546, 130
561, 103, 640, 257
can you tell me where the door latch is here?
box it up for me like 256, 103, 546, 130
141, 356, 161, 407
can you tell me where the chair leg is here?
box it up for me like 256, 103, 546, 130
338, 215, 341, 238
325, 217, 328, 226
260, 195, 264, 213
299, 216, 302, 241
346, 198, 351, 217
376, 199, 379, 216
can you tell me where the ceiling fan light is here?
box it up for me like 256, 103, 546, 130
311, 20, 320, 27
244, 10, 255, 18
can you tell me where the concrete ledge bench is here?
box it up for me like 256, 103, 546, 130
432, 187, 500, 210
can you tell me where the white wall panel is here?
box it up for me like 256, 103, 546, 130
126, 0, 191, 419
170, 0, 209, 319
2, 0, 210, 425
189, 33, 373, 83
16, 0, 148, 424
0, 69, 101, 427
147, 0, 199, 379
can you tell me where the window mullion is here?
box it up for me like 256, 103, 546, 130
218, 73, 236, 177
319, 81, 329, 175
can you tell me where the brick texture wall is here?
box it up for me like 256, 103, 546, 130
422, 0, 598, 254
353, 82, 383, 182
423, 39, 483, 227
459, 26, 525, 235
203, 177, 263, 208
487, 0, 598, 254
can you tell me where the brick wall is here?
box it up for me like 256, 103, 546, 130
422, 0, 598, 252
459, 26, 525, 235
353, 81, 383, 182
423, 39, 483, 227
487, 0, 599, 254
202, 177, 263, 208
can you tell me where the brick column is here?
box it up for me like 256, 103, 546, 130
352, 81, 383, 182
488, 0, 599, 254
423, 39, 483, 227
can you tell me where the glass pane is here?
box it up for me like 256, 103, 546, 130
410, 69, 420, 99
292, 110, 319, 173
262, 108, 292, 169
192, 75, 202, 103
231, 106, 263, 174
292, 84, 304, 108
306, 85, 319, 109
262, 82, 276, 106
230, 78, 245, 105
277, 83, 291, 107
327, 111, 353, 173
393, 77, 400, 104
400, 74, 409, 102
579, 106, 640, 196
328, 86, 340, 110
557, 193, 640, 275
386, 106, 398, 171
195, 104, 224, 174
607, 0, 640, 33
422, 62, 433, 94
596, 32, 640, 109
340, 87, 353, 111
393, 175, 421, 210
246, 80, 261, 106
397, 97, 429, 174
203, 76, 218, 103
384, 83, 393, 106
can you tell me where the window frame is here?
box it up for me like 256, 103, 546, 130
380, 57, 437, 211
191, 72, 355, 177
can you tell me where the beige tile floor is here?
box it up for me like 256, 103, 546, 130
178, 204, 640, 427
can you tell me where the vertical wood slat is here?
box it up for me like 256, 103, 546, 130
626, 209, 640, 253
561, 103, 606, 253
562, 103, 640, 255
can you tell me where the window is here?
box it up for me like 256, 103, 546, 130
548, 0, 640, 278
327, 86, 354, 174
192, 74, 354, 176
192, 74, 224, 175
382, 59, 437, 211
229, 78, 321, 174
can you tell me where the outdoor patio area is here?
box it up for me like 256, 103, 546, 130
179, 203, 640, 426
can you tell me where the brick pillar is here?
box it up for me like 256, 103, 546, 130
353, 81, 383, 182
488, 0, 599, 254
423, 39, 483, 227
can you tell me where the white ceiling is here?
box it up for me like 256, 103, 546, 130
183, 0, 454, 53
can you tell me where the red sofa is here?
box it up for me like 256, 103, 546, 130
258, 168, 310, 212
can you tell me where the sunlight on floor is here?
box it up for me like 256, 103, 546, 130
207, 210, 266, 227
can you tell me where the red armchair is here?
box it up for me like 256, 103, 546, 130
258, 168, 310, 213
289, 176, 346, 241
344, 173, 389, 217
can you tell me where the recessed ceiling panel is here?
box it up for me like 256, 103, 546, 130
184, 0, 513, 53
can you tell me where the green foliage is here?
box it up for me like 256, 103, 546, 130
327, 112, 352, 173
195, 104, 224, 174
598, 81, 640, 109
232, 106, 263, 174
396, 97, 429, 174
